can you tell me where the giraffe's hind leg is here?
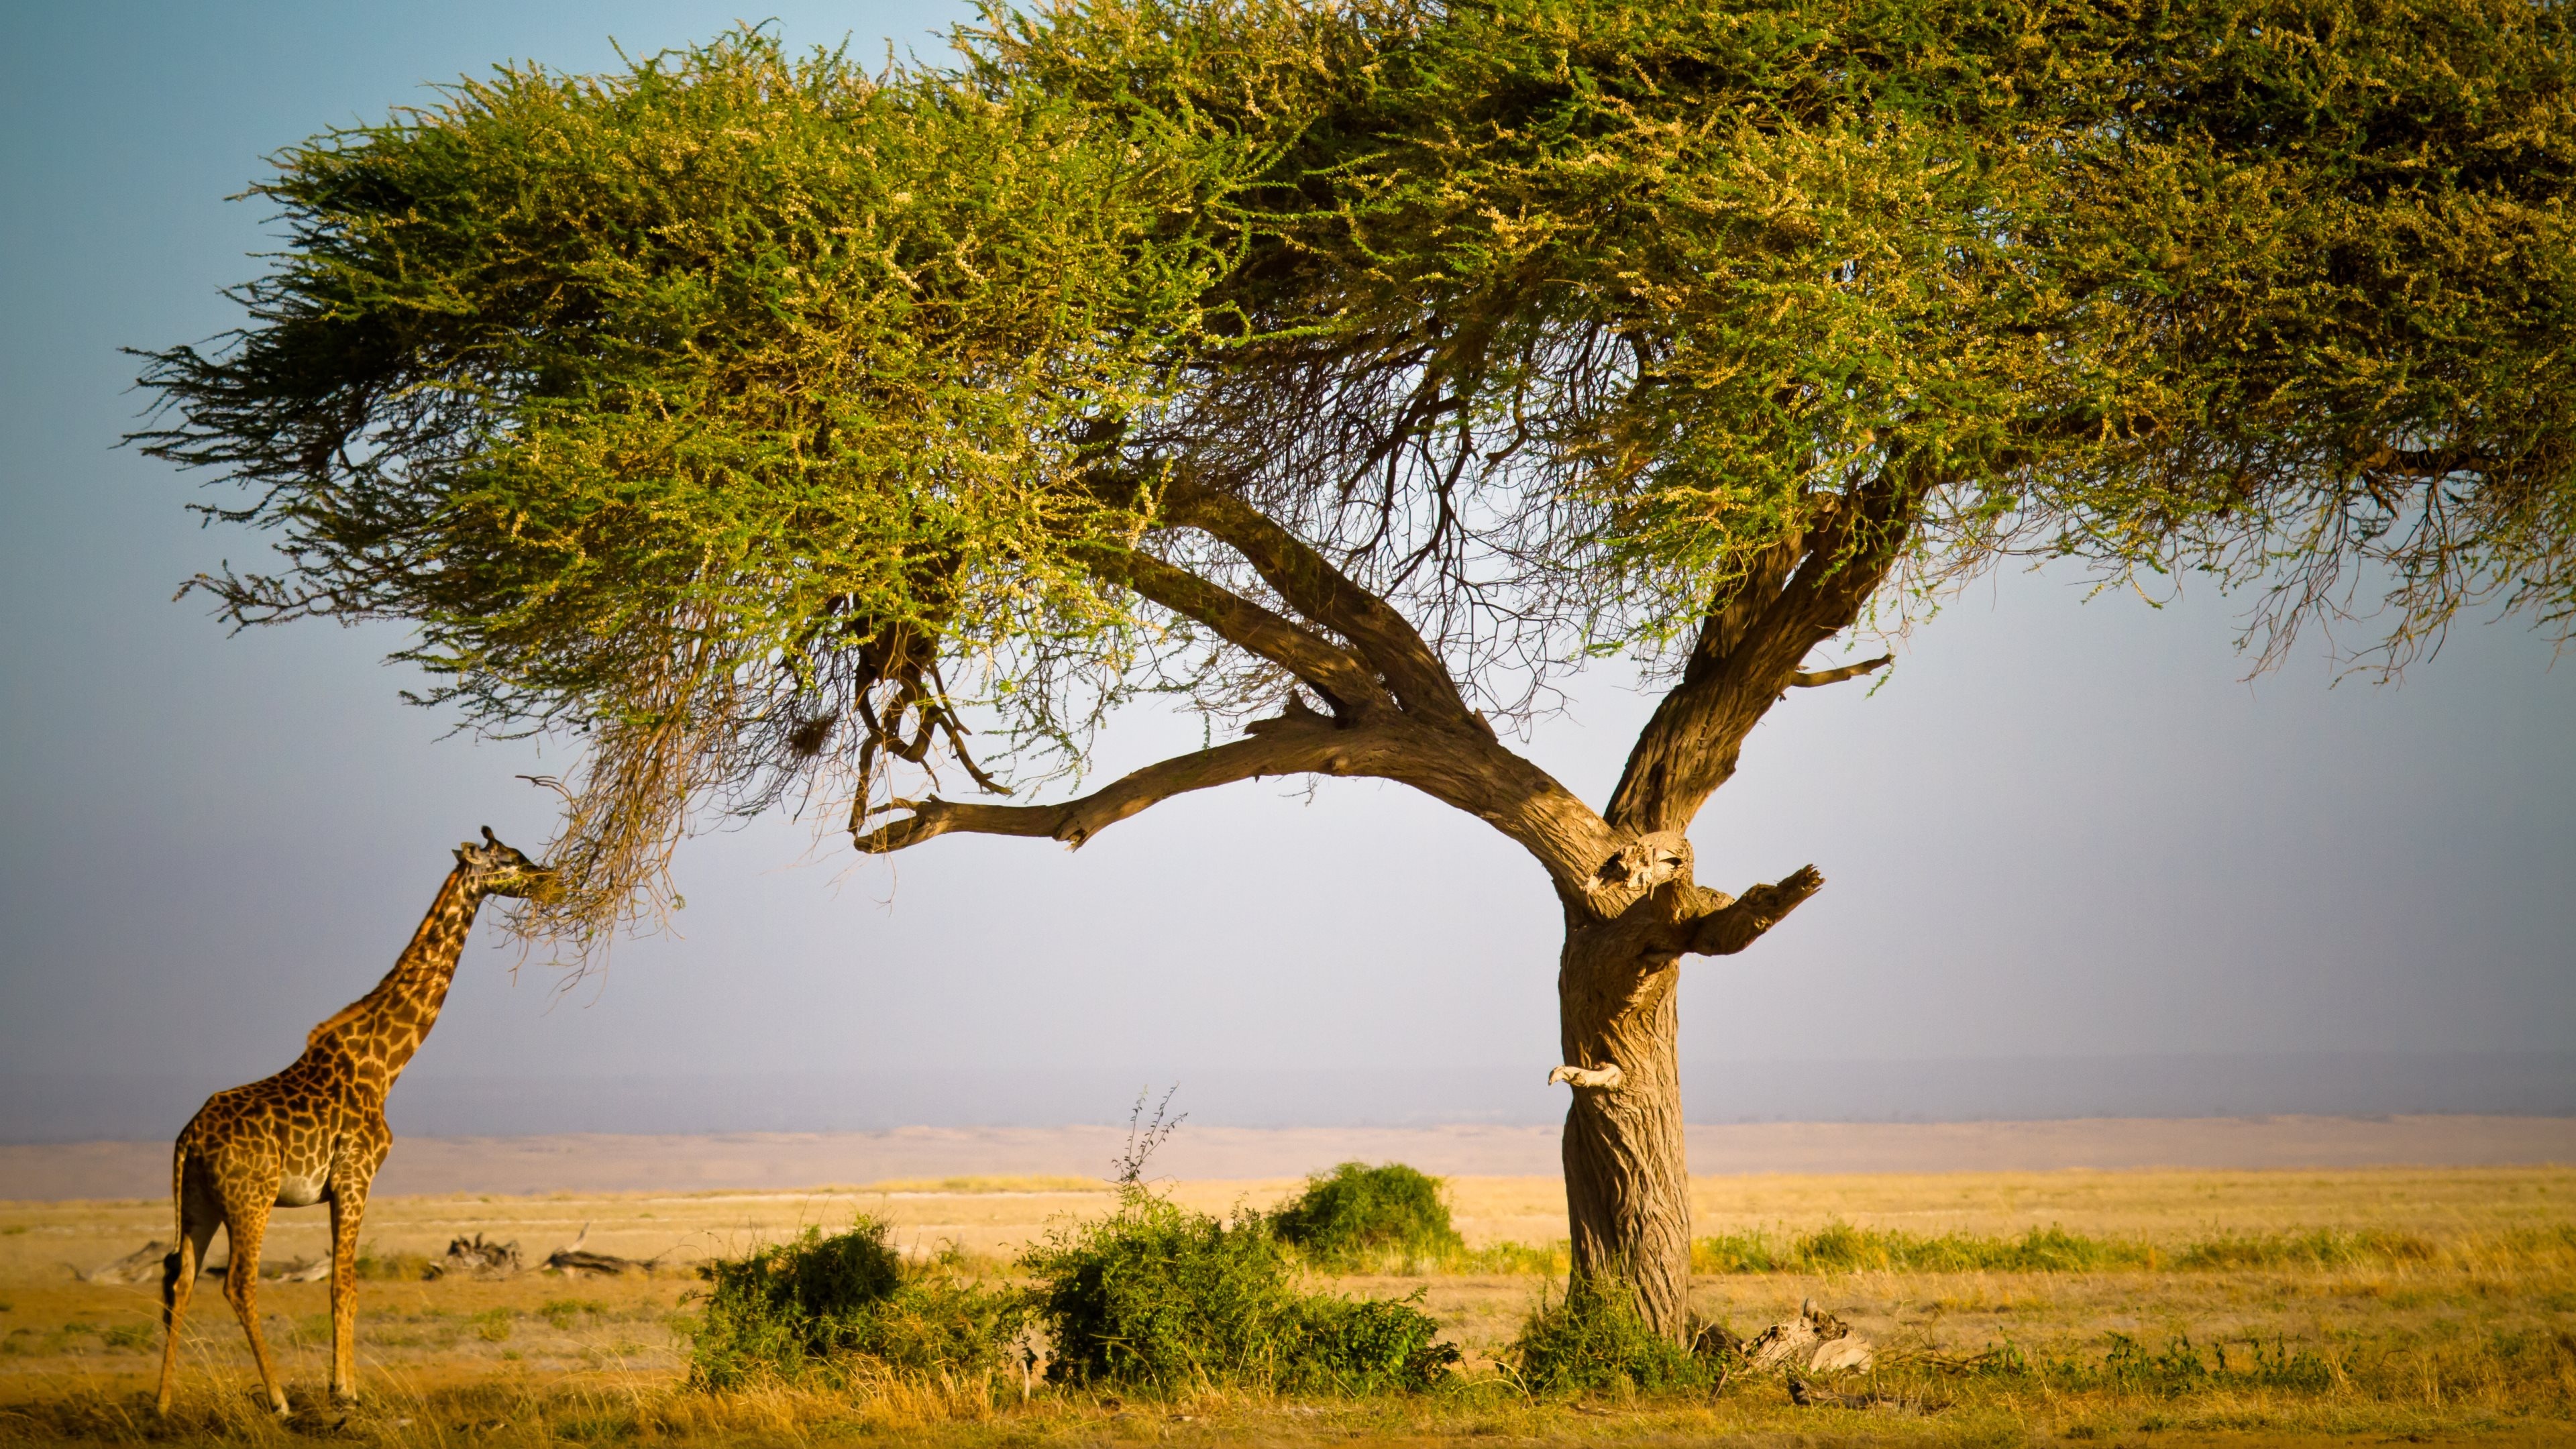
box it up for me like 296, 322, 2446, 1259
155, 1161, 221, 1415
216, 1170, 290, 1415
325, 1130, 387, 1404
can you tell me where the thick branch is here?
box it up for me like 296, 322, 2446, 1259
1164, 478, 1476, 728
1684, 865, 1824, 956
854, 714, 1365, 853
1089, 545, 1389, 714
1607, 473, 1914, 836
856, 695, 1632, 909
1790, 654, 1892, 688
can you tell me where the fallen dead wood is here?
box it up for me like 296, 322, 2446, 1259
437, 1233, 523, 1279
541, 1224, 658, 1277
78, 1242, 324, 1284
76, 1242, 168, 1285
1742, 1297, 1874, 1374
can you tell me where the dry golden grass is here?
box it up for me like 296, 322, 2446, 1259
3, 1165, 2571, 1445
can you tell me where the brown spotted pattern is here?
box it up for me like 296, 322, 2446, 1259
156, 829, 556, 1416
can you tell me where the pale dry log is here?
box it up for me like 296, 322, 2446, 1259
1747, 1299, 1876, 1375
541, 1224, 655, 1277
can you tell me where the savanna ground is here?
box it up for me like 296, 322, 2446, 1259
3, 1163, 2571, 1446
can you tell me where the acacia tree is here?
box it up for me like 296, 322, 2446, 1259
137, 0, 2573, 1336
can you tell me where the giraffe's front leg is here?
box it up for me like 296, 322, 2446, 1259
215, 1170, 290, 1415
327, 1131, 390, 1405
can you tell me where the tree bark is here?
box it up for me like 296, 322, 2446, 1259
1556, 910, 1694, 1338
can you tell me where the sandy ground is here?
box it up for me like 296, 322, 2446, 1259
5, 1114, 2569, 1202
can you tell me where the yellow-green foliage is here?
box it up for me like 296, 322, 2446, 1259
136, 0, 2576, 941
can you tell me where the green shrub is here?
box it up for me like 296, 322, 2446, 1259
1021, 1189, 1456, 1395
1501, 1280, 1715, 1396
689, 1216, 1029, 1389
1267, 1162, 1466, 1271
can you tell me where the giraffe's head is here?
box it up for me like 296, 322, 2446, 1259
455, 826, 561, 903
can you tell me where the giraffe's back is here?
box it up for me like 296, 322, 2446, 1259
179, 1063, 361, 1209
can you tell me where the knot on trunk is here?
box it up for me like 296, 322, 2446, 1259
1548, 1063, 1625, 1091
1589, 832, 1691, 899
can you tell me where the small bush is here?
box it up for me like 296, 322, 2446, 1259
1022, 1188, 1456, 1395
1501, 1280, 1715, 1396
1267, 1162, 1466, 1271
540, 1297, 604, 1330
689, 1217, 1028, 1389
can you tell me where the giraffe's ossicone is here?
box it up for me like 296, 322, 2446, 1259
156, 828, 556, 1417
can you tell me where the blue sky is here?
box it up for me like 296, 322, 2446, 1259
2, 1, 2569, 1136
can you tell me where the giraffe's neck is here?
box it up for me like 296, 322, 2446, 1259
305, 867, 484, 1092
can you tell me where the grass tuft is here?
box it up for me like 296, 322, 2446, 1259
356, 1248, 441, 1281
1500, 1279, 1719, 1396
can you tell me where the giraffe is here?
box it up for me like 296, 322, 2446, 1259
156, 828, 556, 1416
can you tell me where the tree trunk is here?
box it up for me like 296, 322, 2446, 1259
1557, 912, 1693, 1340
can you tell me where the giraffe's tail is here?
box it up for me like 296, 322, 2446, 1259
163, 1135, 190, 1305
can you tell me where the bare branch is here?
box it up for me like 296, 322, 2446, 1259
1789, 654, 1892, 689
